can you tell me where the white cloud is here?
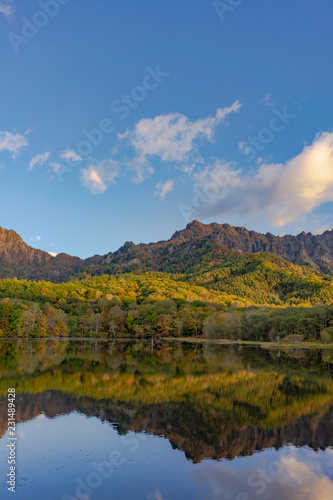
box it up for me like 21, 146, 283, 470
191, 448, 333, 500
194, 159, 241, 192
0, 130, 28, 158
0, 1, 15, 19
48, 252, 58, 257
154, 180, 174, 200
28, 152, 50, 171
154, 491, 164, 500
260, 92, 275, 107
193, 131, 333, 228
81, 159, 119, 194
49, 162, 61, 173
238, 141, 252, 155
24, 126, 35, 136
129, 159, 154, 184
59, 150, 82, 162
29, 236, 41, 242
313, 224, 333, 235
120, 102, 241, 182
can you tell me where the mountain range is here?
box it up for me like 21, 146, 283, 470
0, 221, 333, 283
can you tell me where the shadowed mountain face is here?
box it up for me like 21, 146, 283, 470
0, 221, 333, 282
0, 340, 332, 463
0, 226, 100, 282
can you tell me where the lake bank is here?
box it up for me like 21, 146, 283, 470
162, 337, 333, 349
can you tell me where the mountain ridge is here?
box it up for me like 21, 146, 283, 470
96, 220, 333, 277
0, 221, 333, 282
0, 226, 100, 282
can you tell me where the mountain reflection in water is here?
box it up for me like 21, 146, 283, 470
0, 340, 332, 499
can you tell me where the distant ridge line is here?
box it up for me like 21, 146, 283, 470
0, 221, 332, 282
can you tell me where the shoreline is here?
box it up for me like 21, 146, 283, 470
0, 337, 332, 349
162, 337, 333, 349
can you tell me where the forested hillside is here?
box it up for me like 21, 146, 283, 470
0, 269, 332, 342
1, 222, 333, 342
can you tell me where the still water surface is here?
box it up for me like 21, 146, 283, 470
0, 340, 332, 499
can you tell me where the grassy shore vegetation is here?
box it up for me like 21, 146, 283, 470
0, 256, 332, 342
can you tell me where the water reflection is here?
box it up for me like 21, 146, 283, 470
0, 340, 332, 499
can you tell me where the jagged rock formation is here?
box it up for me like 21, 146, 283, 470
91, 220, 333, 276
1, 221, 333, 282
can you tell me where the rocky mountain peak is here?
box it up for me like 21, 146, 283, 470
1, 221, 333, 281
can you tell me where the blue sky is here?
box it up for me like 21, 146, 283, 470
0, 0, 332, 258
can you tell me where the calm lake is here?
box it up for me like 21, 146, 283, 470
0, 340, 332, 499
